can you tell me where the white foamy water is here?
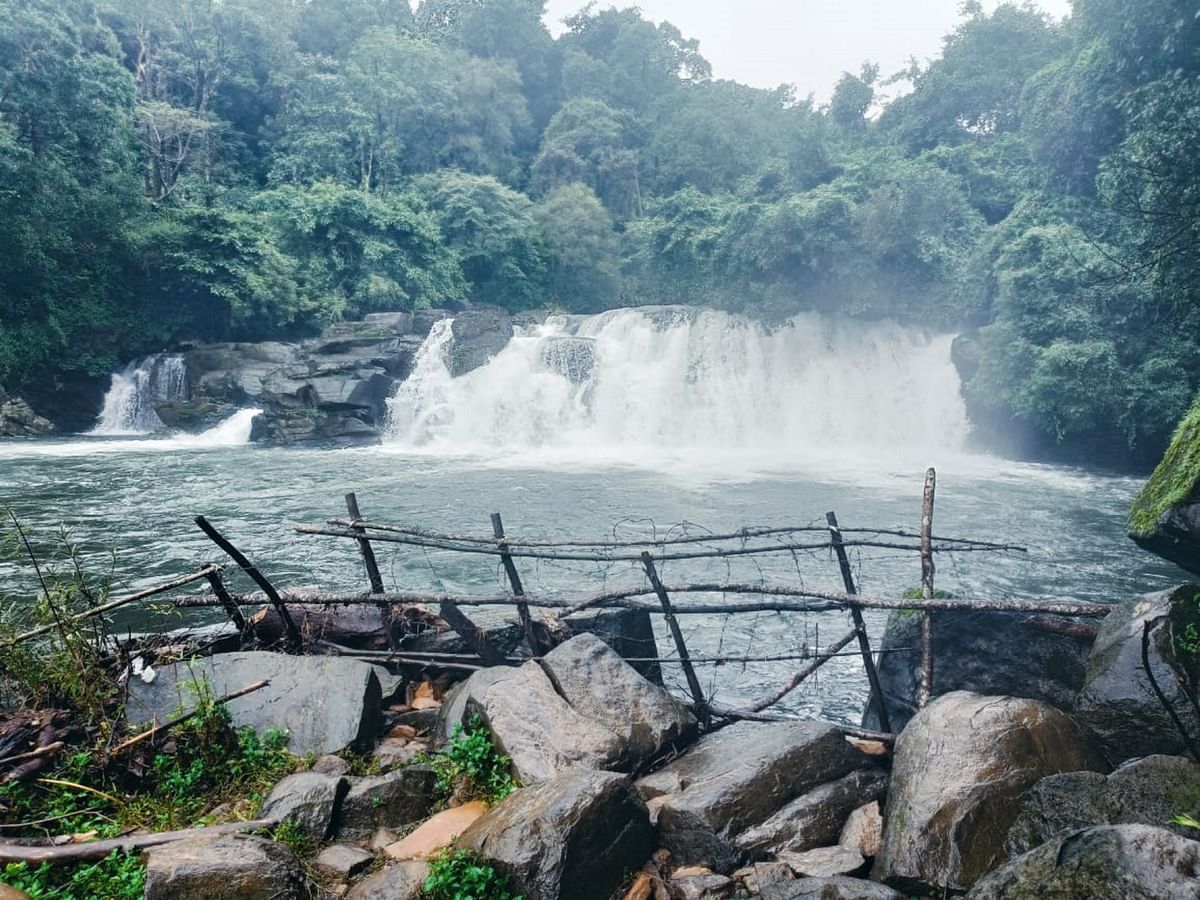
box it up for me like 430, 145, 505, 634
91, 353, 188, 434
386, 308, 970, 470
3, 409, 261, 458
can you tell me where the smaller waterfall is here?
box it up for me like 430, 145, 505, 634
92, 353, 187, 435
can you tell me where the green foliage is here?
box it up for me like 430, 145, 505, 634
2, 850, 145, 900
1170, 813, 1200, 831
431, 715, 517, 804
423, 849, 521, 900
1129, 394, 1200, 535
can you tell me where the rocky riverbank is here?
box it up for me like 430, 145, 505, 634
5, 579, 1191, 899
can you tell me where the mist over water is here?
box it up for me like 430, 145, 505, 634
387, 308, 970, 473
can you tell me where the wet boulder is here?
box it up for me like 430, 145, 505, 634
346, 860, 429, 900
0, 388, 56, 437
876, 691, 1101, 893
966, 824, 1200, 899
540, 335, 595, 384
154, 398, 238, 431
642, 720, 868, 873
447, 305, 513, 376
1073, 584, 1200, 765
457, 769, 653, 900
562, 607, 664, 684
1005, 754, 1200, 856
125, 651, 382, 755
1128, 394, 1200, 575
771, 876, 903, 900
337, 765, 438, 839
541, 633, 696, 768
863, 608, 1094, 733
143, 833, 310, 899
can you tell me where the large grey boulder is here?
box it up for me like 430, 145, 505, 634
447, 306, 513, 376
771, 876, 902, 900
736, 768, 887, 857
257, 772, 348, 842
143, 833, 310, 899
338, 765, 438, 839
125, 651, 382, 755
0, 388, 56, 437
876, 691, 1101, 893
642, 720, 868, 873
1073, 584, 1200, 765
562, 607, 663, 684
541, 633, 697, 768
458, 769, 653, 900
863, 608, 1094, 733
1128, 397, 1200, 575
449, 661, 624, 783
1005, 754, 1200, 856
540, 335, 595, 384
967, 825, 1200, 899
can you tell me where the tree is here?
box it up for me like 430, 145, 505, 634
533, 183, 620, 311
532, 97, 642, 217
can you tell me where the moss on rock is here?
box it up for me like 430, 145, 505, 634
1129, 392, 1200, 538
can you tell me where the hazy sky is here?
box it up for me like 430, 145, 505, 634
543, 0, 1074, 104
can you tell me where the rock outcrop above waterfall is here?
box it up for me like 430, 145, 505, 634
0, 387, 56, 437
1129, 393, 1200, 575
123, 304, 522, 445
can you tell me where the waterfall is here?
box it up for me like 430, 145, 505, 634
385, 307, 970, 465
91, 353, 187, 435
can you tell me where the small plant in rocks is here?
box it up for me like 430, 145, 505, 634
423, 849, 521, 900
430, 715, 517, 804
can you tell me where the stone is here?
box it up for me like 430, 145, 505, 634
447, 306, 514, 376
562, 607, 663, 684
458, 769, 654, 900
154, 398, 237, 431
752, 861, 795, 898
863, 607, 1094, 733
372, 738, 423, 770
369, 827, 398, 851
646, 720, 867, 873
672, 871, 734, 899
346, 859, 429, 900
1128, 394, 1200, 575
966, 824, 1200, 899
838, 802, 883, 858
736, 767, 887, 856
447, 662, 625, 783
779, 846, 865, 878
771, 876, 903, 900
315, 844, 374, 880
0, 390, 56, 437
0, 887, 32, 900
143, 832, 310, 899
876, 691, 1102, 893
1073, 584, 1200, 765
312, 754, 352, 777
339, 765, 438, 839
125, 651, 382, 755
257, 772, 348, 842
1005, 754, 1200, 856
384, 801, 488, 859
541, 633, 697, 768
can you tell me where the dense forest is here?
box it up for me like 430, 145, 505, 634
0, 0, 1197, 466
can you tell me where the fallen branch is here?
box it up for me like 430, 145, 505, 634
0, 741, 64, 769
0, 819, 279, 865
110, 679, 270, 756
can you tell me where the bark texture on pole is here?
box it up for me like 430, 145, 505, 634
491, 512, 538, 655
918, 468, 937, 709
641, 551, 709, 728
345, 492, 385, 595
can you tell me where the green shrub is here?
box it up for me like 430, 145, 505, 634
2, 850, 144, 900
423, 849, 521, 900
430, 716, 517, 804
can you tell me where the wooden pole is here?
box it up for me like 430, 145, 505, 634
491, 512, 537, 654
827, 511, 891, 733
739, 628, 859, 713
641, 552, 708, 727
438, 600, 506, 667
110, 679, 270, 755
204, 569, 246, 633
345, 492, 385, 594
917, 468, 936, 709
194, 516, 302, 652
0, 819, 280, 865
12, 565, 221, 644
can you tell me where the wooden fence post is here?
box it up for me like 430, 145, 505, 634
491, 512, 538, 654
917, 468, 937, 708
827, 511, 891, 732
205, 569, 247, 633
345, 492, 384, 594
641, 551, 709, 727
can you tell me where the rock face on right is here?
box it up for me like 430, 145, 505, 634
1128, 393, 1200, 575
875, 691, 1101, 893
1073, 584, 1200, 765
966, 825, 1200, 899
640, 720, 870, 873
457, 769, 653, 900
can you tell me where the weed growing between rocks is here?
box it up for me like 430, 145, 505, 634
423, 848, 521, 900
2, 848, 145, 899
430, 715, 517, 804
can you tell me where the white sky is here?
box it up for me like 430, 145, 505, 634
542, 0, 1074, 104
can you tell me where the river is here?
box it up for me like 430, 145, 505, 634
0, 308, 1184, 724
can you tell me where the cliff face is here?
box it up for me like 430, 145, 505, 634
0, 386, 56, 437
1129, 392, 1200, 575
167, 306, 512, 446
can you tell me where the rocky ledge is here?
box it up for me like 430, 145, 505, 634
0, 386, 56, 437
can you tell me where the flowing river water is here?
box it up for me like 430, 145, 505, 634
0, 308, 1184, 723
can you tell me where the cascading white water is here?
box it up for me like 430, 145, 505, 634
385, 308, 970, 466
91, 353, 187, 435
